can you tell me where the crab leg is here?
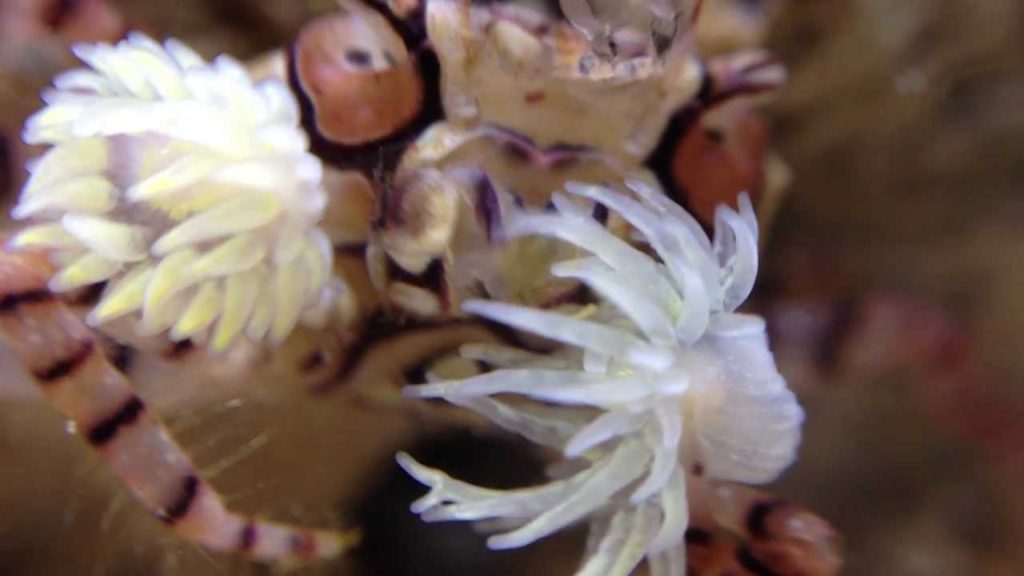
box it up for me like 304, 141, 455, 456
0, 251, 358, 564
687, 480, 843, 576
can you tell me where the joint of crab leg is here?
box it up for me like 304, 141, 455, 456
0, 251, 357, 564
376, 168, 462, 274
368, 165, 520, 317
293, 9, 424, 145
708, 483, 844, 576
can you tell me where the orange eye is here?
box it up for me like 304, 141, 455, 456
669, 103, 767, 226
294, 10, 423, 146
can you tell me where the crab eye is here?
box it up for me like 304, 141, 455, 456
669, 104, 768, 226
293, 9, 424, 146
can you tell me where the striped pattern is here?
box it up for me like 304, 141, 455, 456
0, 251, 359, 564
695, 482, 843, 576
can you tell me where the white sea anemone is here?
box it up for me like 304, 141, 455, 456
399, 180, 803, 576
11, 33, 337, 351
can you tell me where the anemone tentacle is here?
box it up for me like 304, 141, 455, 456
401, 181, 802, 576
12, 33, 339, 350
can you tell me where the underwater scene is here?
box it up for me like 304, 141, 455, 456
1, 1, 1022, 575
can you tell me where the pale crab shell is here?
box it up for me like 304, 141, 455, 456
372, 122, 658, 317
559, 0, 701, 53
426, 0, 703, 159
397, 122, 640, 206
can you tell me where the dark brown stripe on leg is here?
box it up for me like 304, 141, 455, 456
736, 546, 779, 576
685, 527, 713, 546
163, 339, 196, 360
300, 350, 327, 374
158, 474, 199, 524
86, 395, 145, 446
746, 499, 785, 540
108, 342, 135, 374
0, 289, 54, 313
44, 0, 79, 30
32, 340, 95, 383
65, 281, 107, 307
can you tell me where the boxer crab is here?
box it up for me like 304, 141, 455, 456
0, 0, 839, 574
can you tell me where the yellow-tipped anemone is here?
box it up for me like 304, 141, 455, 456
11, 33, 339, 350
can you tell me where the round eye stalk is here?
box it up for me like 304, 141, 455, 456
293, 8, 424, 146
648, 49, 787, 226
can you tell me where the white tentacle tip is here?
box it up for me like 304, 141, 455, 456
396, 453, 444, 514
10, 34, 339, 350
402, 383, 449, 399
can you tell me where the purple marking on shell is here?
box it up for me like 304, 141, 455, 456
484, 125, 601, 170
472, 174, 502, 243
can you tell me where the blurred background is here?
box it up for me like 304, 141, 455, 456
1, 0, 1023, 574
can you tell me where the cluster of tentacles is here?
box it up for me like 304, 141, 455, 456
0, 1, 841, 575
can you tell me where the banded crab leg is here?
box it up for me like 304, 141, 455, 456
0, 251, 359, 564
686, 478, 843, 576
